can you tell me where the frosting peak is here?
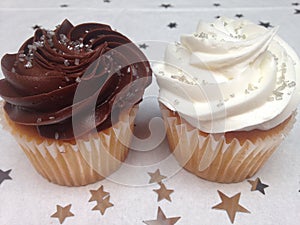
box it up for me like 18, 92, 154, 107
180, 17, 278, 78
155, 17, 300, 133
0, 19, 152, 140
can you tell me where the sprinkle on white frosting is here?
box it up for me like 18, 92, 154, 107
154, 17, 300, 133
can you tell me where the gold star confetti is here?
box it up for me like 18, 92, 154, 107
153, 182, 174, 202
89, 185, 109, 202
148, 169, 167, 184
167, 22, 177, 29
92, 196, 114, 215
212, 190, 250, 224
143, 206, 180, 225
160, 3, 173, 8
51, 204, 74, 224
248, 178, 269, 195
0, 169, 12, 185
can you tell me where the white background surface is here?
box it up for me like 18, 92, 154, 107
0, 1, 300, 225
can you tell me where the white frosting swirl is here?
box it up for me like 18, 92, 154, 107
154, 17, 300, 133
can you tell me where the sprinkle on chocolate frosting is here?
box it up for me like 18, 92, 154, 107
0, 19, 152, 140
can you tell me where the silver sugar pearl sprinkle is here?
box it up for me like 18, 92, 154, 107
76, 77, 81, 83
59, 34, 67, 41
46, 31, 55, 39
74, 59, 80, 66
158, 71, 164, 76
64, 60, 70, 66
25, 61, 33, 69
217, 103, 224, 107
288, 81, 296, 87
28, 44, 37, 51
33, 41, 43, 48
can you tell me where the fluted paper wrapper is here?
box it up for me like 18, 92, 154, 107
0, 102, 137, 186
160, 104, 296, 183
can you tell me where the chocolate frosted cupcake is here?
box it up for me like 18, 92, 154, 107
0, 19, 152, 186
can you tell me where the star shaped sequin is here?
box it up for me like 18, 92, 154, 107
212, 191, 250, 224
160, 4, 173, 8
167, 22, 177, 29
148, 169, 167, 184
139, 43, 149, 49
294, 9, 300, 14
153, 182, 174, 202
89, 185, 110, 202
259, 21, 273, 28
0, 169, 12, 185
235, 14, 244, 18
92, 196, 114, 215
51, 204, 74, 224
248, 178, 269, 195
60, 4, 69, 8
143, 207, 180, 225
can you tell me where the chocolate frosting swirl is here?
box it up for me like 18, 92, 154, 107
0, 19, 152, 140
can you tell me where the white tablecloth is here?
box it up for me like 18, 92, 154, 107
0, 1, 299, 225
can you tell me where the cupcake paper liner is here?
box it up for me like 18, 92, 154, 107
0, 101, 137, 186
160, 103, 296, 183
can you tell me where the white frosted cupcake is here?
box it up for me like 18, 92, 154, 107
154, 17, 300, 183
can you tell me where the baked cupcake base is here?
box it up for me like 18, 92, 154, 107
1, 103, 137, 186
160, 103, 296, 183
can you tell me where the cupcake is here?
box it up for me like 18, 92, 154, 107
154, 17, 300, 183
0, 19, 152, 186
